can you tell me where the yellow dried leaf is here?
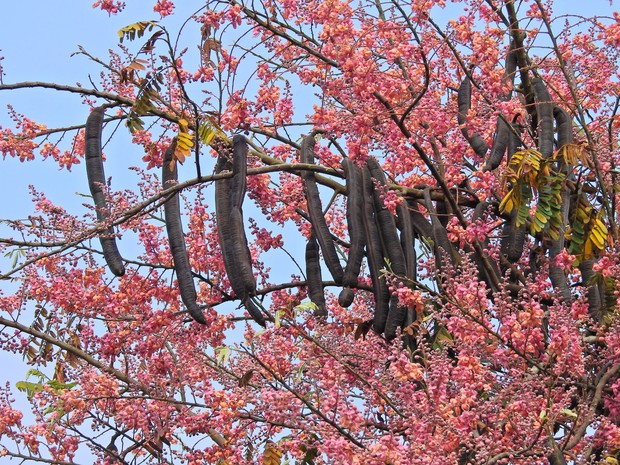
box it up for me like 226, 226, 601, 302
583, 237, 594, 258
262, 442, 282, 465
499, 187, 516, 214
178, 118, 190, 132
590, 228, 606, 250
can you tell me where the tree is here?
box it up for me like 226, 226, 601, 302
0, 0, 619, 463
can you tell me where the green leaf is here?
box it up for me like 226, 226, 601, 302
275, 308, 286, 328
560, 408, 578, 419
15, 381, 44, 398
215, 346, 231, 365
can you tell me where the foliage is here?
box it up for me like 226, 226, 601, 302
1, 1, 620, 464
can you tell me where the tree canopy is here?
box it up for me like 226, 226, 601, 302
1, 1, 620, 464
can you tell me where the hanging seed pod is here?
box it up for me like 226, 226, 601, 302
300, 135, 344, 285
485, 44, 519, 172
408, 200, 434, 240
484, 117, 511, 171
500, 210, 527, 264
553, 106, 573, 149
532, 77, 554, 158
85, 106, 125, 277
579, 258, 602, 321
306, 232, 327, 316
231, 134, 248, 210
423, 189, 455, 270
468, 202, 500, 288
338, 158, 366, 307
366, 158, 408, 277
365, 158, 408, 339
162, 142, 207, 325
361, 166, 390, 335
501, 122, 526, 264
228, 208, 258, 298
397, 201, 418, 346
243, 298, 266, 327
457, 77, 489, 158
504, 41, 518, 95
506, 122, 522, 164
215, 142, 264, 325
397, 202, 416, 282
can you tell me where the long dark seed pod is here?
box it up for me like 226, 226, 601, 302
469, 202, 500, 288
579, 258, 602, 321
423, 188, 455, 270
484, 117, 511, 171
338, 158, 366, 307
366, 158, 408, 276
500, 209, 527, 264
553, 106, 573, 149
408, 201, 434, 240
504, 41, 518, 97
532, 77, 554, 158
398, 201, 418, 349
214, 142, 263, 325
457, 77, 489, 158
162, 142, 207, 325
300, 135, 344, 285
366, 159, 409, 338
546, 103, 573, 303
231, 134, 248, 210
228, 208, 257, 298
85, 106, 125, 277
243, 299, 266, 327
362, 166, 390, 335
549, 241, 572, 304
306, 233, 327, 316
506, 122, 522, 164
485, 43, 518, 172
397, 202, 416, 282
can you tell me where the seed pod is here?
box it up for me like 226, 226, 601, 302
338, 288, 355, 308
506, 122, 522, 164
162, 142, 207, 325
457, 77, 489, 158
484, 117, 511, 171
362, 166, 390, 335
243, 298, 266, 327
423, 189, 455, 270
504, 41, 518, 94
398, 202, 418, 346
228, 208, 257, 298
408, 201, 434, 240
532, 77, 554, 158
548, 252, 571, 304
231, 134, 248, 210
306, 232, 327, 316
579, 258, 602, 321
548, 197, 572, 304
484, 43, 517, 173
214, 142, 263, 325
215, 148, 256, 298
300, 135, 344, 285
501, 127, 526, 265
365, 158, 408, 339
339, 158, 366, 307
553, 106, 573, 149
397, 202, 416, 282
366, 158, 407, 277
85, 106, 125, 277
500, 210, 527, 263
